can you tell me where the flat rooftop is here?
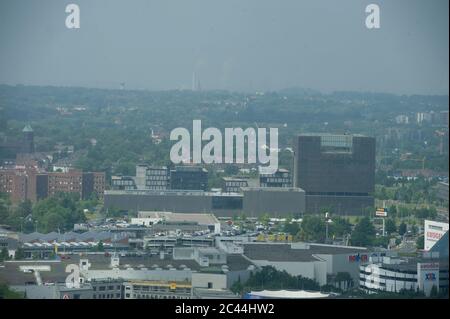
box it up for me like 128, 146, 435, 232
243, 243, 367, 262
242, 187, 305, 193
105, 190, 243, 197
0, 254, 254, 285
138, 212, 219, 225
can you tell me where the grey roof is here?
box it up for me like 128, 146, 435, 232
244, 244, 321, 262
105, 189, 243, 197
226, 254, 254, 271
243, 243, 367, 262
138, 211, 219, 225
19, 231, 128, 243
0, 253, 253, 286
381, 258, 449, 272
242, 187, 305, 193
305, 243, 367, 255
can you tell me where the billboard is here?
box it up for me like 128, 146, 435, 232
424, 220, 449, 251
417, 262, 440, 297
375, 208, 387, 217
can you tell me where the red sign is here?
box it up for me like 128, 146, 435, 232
426, 232, 443, 240
419, 263, 439, 270
348, 254, 368, 263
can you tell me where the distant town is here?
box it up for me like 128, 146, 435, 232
0, 85, 448, 299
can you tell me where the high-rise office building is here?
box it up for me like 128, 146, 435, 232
293, 134, 375, 215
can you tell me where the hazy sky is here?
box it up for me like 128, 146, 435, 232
0, 0, 448, 94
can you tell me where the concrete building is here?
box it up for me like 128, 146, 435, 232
104, 189, 243, 217
293, 134, 375, 215
123, 280, 192, 299
222, 177, 248, 193
111, 175, 136, 190
242, 187, 305, 217
132, 211, 221, 234
104, 187, 307, 218
145, 166, 170, 190
89, 278, 124, 299
113, 165, 171, 191
242, 242, 369, 288
1, 249, 254, 299
361, 230, 449, 297
360, 256, 449, 297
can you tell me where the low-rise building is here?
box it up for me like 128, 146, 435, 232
259, 168, 292, 188
222, 177, 248, 193
359, 256, 449, 297
111, 175, 136, 190
242, 187, 305, 218
123, 280, 192, 299
243, 242, 369, 288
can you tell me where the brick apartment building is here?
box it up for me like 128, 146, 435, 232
0, 168, 105, 203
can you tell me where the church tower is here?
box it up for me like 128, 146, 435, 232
22, 124, 35, 153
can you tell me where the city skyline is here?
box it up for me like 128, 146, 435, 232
0, 0, 448, 95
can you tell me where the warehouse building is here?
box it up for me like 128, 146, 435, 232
242, 187, 305, 218
104, 187, 307, 218
104, 190, 243, 217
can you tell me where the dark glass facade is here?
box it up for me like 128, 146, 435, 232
293, 134, 375, 215
170, 166, 208, 191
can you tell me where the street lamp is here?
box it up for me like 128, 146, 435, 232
325, 212, 332, 244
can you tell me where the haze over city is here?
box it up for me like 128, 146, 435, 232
0, 0, 448, 95
0, 0, 449, 304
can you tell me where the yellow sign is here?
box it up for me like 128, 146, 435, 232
169, 283, 177, 290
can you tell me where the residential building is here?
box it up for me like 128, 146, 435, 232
0, 168, 105, 203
